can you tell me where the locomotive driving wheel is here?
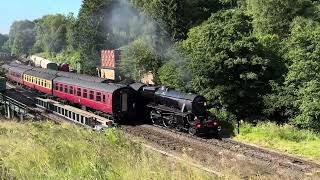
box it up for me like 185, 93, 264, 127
163, 115, 175, 128
175, 125, 183, 132
150, 110, 162, 125
150, 110, 157, 124
188, 126, 197, 136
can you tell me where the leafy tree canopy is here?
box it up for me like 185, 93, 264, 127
8, 20, 36, 56
183, 9, 274, 118
32, 14, 72, 54
0, 34, 9, 52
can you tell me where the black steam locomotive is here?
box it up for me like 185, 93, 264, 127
131, 83, 221, 135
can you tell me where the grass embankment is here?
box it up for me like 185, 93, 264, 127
234, 122, 320, 161
0, 121, 212, 180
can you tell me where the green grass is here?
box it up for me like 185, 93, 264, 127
0, 120, 213, 180
234, 122, 320, 161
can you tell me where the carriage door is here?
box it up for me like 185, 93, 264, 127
121, 93, 128, 112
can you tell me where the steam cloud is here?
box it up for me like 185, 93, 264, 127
104, 0, 192, 84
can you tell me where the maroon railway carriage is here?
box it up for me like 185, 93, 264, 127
53, 77, 137, 121
7, 66, 30, 85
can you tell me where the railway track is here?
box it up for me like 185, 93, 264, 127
157, 124, 320, 172
123, 124, 320, 178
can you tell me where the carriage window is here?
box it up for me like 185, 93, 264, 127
108, 95, 111, 105
60, 84, 63, 92
76, 114, 79, 122
103, 95, 106, 103
96, 92, 101, 102
81, 116, 84, 123
89, 90, 94, 100
44, 81, 47, 87
83, 89, 87, 98
77, 88, 81, 96
72, 113, 76, 120
64, 85, 68, 93
69, 86, 74, 95
69, 111, 72, 118
65, 110, 68, 116
55, 83, 59, 90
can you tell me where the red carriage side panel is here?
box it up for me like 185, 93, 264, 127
53, 79, 113, 114
23, 81, 35, 89
7, 67, 29, 84
8, 74, 23, 84
34, 84, 52, 94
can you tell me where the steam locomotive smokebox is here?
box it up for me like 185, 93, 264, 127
0, 77, 6, 92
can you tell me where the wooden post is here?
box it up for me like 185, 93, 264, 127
6, 104, 11, 119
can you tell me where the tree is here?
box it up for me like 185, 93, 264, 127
119, 39, 162, 81
32, 14, 71, 54
246, 0, 316, 37
131, 0, 225, 41
158, 64, 184, 91
182, 9, 274, 119
74, 0, 115, 74
281, 17, 320, 130
0, 34, 9, 52
7, 20, 36, 55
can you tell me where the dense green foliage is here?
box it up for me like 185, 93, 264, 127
32, 14, 72, 54
0, 34, 8, 52
120, 39, 162, 81
183, 10, 274, 118
5, 0, 320, 131
0, 121, 212, 179
7, 20, 36, 55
